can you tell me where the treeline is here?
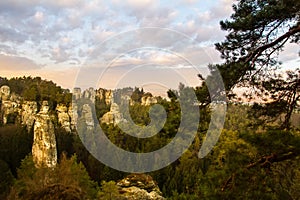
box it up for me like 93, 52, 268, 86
0, 76, 72, 107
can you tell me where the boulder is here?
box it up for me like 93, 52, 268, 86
117, 174, 165, 200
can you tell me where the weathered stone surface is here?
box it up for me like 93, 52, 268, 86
0, 85, 20, 124
100, 103, 125, 125
56, 104, 71, 132
117, 174, 165, 200
68, 103, 78, 130
82, 103, 95, 130
0, 85, 10, 100
73, 87, 82, 100
82, 87, 96, 103
21, 101, 38, 131
96, 88, 113, 105
1, 100, 20, 124
32, 101, 57, 168
141, 96, 157, 106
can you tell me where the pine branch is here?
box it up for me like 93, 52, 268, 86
221, 150, 299, 192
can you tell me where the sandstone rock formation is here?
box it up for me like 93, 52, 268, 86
21, 101, 38, 131
68, 103, 78, 130
100, 103, 125, 125
96, 88, 113, 105
83, 87, 96, 103
1, 99, 20, 124
32, 101, 57, 168
73, 87, 82, 100
82, 103, 95, 130
0, 85, 19, 124
56, 104, 71, 132
0, 85, 10, 100
141, 96, 157, 106
117, 174, 165, 200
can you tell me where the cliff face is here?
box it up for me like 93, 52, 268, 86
0, 85, 73, 133
100, 103, 125, 125
56, 104, 71, 132
32, 101, 57, 168
141, 96, 157, 106
96, 88, 113, 105
21, 101, 38, 131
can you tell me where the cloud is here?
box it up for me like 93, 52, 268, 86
0, 26, 28, 43
278, 42, 300, 63
211, 0, 235, 19
0, 54, 42, 70
0, 0, 237, 89
0, 45, 18, 55
112, 0, 158, 11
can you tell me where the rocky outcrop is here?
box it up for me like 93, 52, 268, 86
32, 101, 57, 168
56, 104, 71, 132
83, 87, 96, 103
68, 103, 78, 130
73, 87, 82, 100
21, 101, 38, 131
1, 100, 20, 124
96, 88, 113, 105
0, 85, 20, 124
117, 174, 165, 200
0, 85, 10, 101
0, 85, 160, 130
82, 103, 95, 130
100, 103, 125, 125
141, 96, 157, 106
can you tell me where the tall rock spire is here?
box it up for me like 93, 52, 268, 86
32, 101, 57, 168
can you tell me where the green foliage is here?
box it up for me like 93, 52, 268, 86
95, 96, 111, 119
97, 181, 121, 200
8, 154, 98, 200
0, 159, 14, 199
0, 76, 71, 106
131, 87, 144, 103
0, 125, 33, 176
210, 0, 300, 128
0, 76, 299, 199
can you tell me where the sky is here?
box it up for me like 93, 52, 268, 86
0, 0, 299, 96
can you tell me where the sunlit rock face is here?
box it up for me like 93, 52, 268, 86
0, 85, 10, 100
100, 103, 124, 125
68, 103, 78, 130
1, 99, 20, 124
83, 87, 96, 103
56, 104, 71, 132
117, 174, 165, 200
141, 96, 157, 106
21, 101, 38, 131
32, 101, 57, 168
73, 87, 82, 100
96, 88, 113, 105
0, 85, 20, 124
82, 103, 95, 130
